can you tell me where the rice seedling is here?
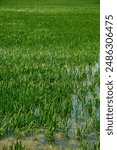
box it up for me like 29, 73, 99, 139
2, 141, 26, 150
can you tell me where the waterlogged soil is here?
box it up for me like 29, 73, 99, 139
0, 132, 99, 150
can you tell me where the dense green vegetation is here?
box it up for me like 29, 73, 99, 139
0, 0, 99, 149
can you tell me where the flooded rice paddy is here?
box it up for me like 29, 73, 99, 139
0, 0, 99, 149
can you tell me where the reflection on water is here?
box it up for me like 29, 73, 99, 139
69, 61, 100, 142
92, 62, 99, 79
34, 108, 40, 117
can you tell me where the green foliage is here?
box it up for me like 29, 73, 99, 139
0, 0, 99, 149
